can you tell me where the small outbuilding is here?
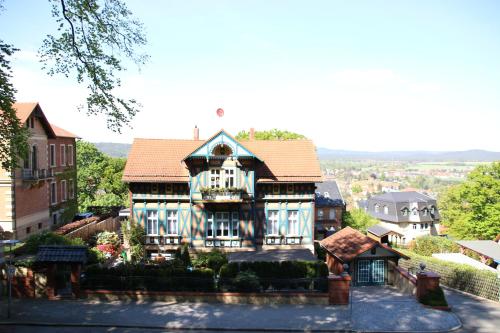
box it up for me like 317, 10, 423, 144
36, 245, 87, 299
367, 224, 405, 246
320, 227, 408, 285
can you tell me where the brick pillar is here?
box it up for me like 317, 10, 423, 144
70, 263, 81, 298
46, 264, 56, 300
328, 275, 351, 305
416, 271, 440, 300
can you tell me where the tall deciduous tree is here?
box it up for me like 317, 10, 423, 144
440, 162, 500, 240
0, 0, 148, 171
342, 208, 378, 233
235, 129, 306, 140
77, 140, 128, 211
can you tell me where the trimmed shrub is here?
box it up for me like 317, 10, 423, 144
408, 236, 459, 257
192, 249, 228, 275
175, 243, 191, 267
87, 247, 107, 264
419, 287, 448, 307
233, 270, 260, 292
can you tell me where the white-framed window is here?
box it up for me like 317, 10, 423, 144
422, 208, 428, 216
324, 191, 330, 198
50, 182, 57, 204
267, 210, 279, 235
412, 224, 417, 230
210, 168, 236, 189
420, 223, 424, 229
146, 210, 159, 235
383, 206, 389, 214
412, 208, 418, 216
167, 210, 178, 235
317, 208, 324, 218
210, 169, 221, 188
216, 212, 230, 237
430, 206, 436, 215
402, 208, 408, 216
60, 144, 66, 166
329, 209, 336, 220
287, 210, 299, 235
50, 144, 56, 167
425, 223, 429, 229
61, 180, 67, 201
231, 211, 239, 237
224, 168, 235, 188
207, 213, 214, 237
67, 144, 74, 166
68, 179, 74, 199
374, 204, 380, 213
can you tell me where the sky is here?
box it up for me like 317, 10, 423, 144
1, 0, 500, 151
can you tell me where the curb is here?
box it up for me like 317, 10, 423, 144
0, 321, 353, 333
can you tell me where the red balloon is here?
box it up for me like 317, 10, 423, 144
216, 108, 224, 117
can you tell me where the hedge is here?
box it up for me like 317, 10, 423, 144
219, 260, 329, 292
398, 249, 500, 302
83, 263, 215, 292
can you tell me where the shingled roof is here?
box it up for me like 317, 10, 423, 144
319, 227, 408, 262
123, 131, 322, 183
50, 123, 80, 138
36, 245, 87, 263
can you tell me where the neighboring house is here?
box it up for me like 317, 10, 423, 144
366, 191, 440, 245
122, 128, 322, 258
314, 180, 345, 239
0, 103, 78, 240
456, 240, 500, 268
320, 226, 409, 285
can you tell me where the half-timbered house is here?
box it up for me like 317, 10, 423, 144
123, 128, 322, 257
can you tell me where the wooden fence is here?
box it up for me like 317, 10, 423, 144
65, 217, 122, 241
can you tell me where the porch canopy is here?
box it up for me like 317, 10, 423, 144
228, 249, 317, 262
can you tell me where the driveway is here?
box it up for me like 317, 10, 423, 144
352, 286, 461, 332
444, 287, 500, 333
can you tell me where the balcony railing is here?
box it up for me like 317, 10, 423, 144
205, 238, 241, 248
145, 235, 182, 246
201, 191, 242, 201
22, 168, 49, 180
265, 235, 303, 245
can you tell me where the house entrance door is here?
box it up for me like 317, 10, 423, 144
356, 259, 386, 285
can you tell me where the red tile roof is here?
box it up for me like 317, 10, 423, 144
123, 131, 323, 183
50, 123, 80, 138
319, 226, 408, 262
13, 102, 38, 123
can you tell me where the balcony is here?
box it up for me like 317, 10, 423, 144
199, 187, 244, 202
22, 168, 50, 181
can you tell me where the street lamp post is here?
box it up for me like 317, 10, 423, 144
1, 239, 19, 319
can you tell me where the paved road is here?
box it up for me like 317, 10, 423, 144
444, 287, 500, 333
0, 286, 461, 332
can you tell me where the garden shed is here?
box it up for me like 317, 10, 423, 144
36, 245, 87, 299
320, 227, 408, 286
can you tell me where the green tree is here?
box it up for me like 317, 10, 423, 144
0, 0, 147, 171
440, 162, 500, 240
342, 209, 378, 233
77, 140, 128, 211
351, 184, 362, 194
235, 129, 306, 140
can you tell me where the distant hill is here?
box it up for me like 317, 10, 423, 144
93, 142, 132, 158
92, 142, 500, 162
316, 148, 500, 161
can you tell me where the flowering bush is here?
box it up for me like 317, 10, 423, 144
96, 231, 120, 247
96, 243, 120, 258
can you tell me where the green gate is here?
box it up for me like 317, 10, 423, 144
356, 259, 386, 285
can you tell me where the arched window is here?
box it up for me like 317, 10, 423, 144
212, 144, 232, 156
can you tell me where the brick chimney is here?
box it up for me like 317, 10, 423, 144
193, 126, 199, 140
249, 128, 255, 141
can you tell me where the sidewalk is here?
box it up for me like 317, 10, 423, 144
0, 287, 461, 333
